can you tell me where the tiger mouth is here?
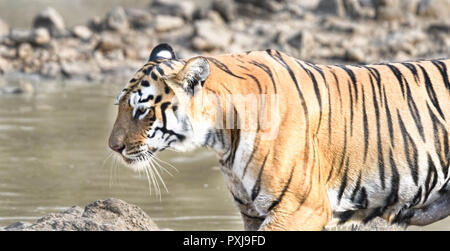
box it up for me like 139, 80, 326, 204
121, 149, 157, 165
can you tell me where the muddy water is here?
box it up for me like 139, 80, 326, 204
0, 79, 448, 231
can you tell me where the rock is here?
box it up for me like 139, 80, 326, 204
212, 0, 236, 23
316, 0, 346, 17
152, 15, 184, 32
40, 62, 61, 78
95, 32, 123, 53
150, 0, 196, 20
286, 31, 315, 58
125, 8, 153, 29
235, 0, 284, 12
32, 28, 51, 45
17, 43, 33, 60
417, 0, 450, 19
71, 25, 93, 41
0, 18, 9, 37
33, 7, 66, 37
344, 47, 365, 62
105, 7, 129, 33
192, 20, 232, 51
61, 60, 101, 79
3, 198, 160, 231
9, 28, 33, 43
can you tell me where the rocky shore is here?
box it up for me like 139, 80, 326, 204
0, 0, 448, 83
2, 198, 163, 231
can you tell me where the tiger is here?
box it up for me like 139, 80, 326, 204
108, 43, 449, 230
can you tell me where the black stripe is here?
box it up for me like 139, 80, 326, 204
337, 157, 349, 203
382, 88, 395, 148
251, 153, 269, 201
401, 62, 420, 83
386, 148, 400, 206
427, 103, 449, 178
370, 75, 385, 189
363, 207, 387, 224
162, 61, 174, 70
348, 81, 354, 136
230, 190, 245, 205
403, 75, 426, 142
267, 164, 295, 211
397, 110, 419, 185
336, 65, 358, 101
206, 57, 245, 79
362, 86, 369, 163
249, 61, 277, 93
423, 154, 439, 203
386, 64, 406, 98
419, 64, 445, 120
338, 211, 356, 225
241, 212, 266, 221
151, 71, 158, 81
431, 60, 450, 90
155, 65, 165, 75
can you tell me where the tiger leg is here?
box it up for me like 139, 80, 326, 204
404, 191, 450, 226
258, 193, 331, 230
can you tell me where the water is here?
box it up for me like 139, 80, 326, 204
0, 80, 242, 230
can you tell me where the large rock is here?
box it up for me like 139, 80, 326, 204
417, 0, 450, 19
212, 0, 237, 23
316, 0, 346, 17
150, 0, 196, 20
33, 7, 66, 37
125, 8, 153, 29
3, 198, 160, 231
192, 20, 232, 51
105, 7, 129, 33
152, 15, 184, 32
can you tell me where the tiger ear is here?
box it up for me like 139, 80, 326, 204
148, 43, 176, 61
175, 56, 210, 95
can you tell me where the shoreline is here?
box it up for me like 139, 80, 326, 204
0, 0, 448, 85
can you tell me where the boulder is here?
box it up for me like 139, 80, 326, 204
192, 20, 232, 51
316, 0, 346, 17
61, 60, 101, 79
32, 28, 51, 45
125, 8, 153, 29
105, 7, 129, 33
33, 7, 66, 37
3, 198, 160, 231
17, 43, 33, 60
71, 25, 93, 41
9, 28, 34, 43
212, 0, 237, 23
152, 15, 184, 32
417, 0, 450, 19
150, 0, 196, 20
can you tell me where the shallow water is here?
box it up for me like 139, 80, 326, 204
0, 79, 448, 231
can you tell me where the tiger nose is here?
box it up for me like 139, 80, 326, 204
110, 143, 125, 153
108, 135, 125, 154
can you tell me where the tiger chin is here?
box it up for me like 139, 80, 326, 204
109, 43, 450, 230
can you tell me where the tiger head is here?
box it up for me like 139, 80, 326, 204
108, 43, 214, 170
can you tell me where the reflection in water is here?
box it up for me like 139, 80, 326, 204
0, 80, 242, 230
0, 80, 448, 230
